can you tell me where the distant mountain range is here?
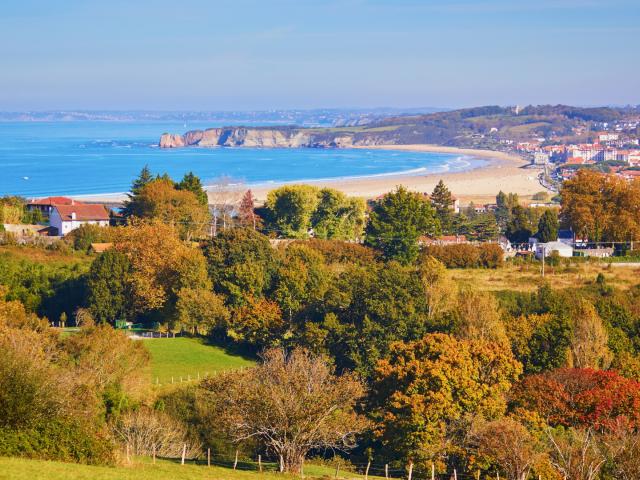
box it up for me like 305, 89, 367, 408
0, 108, 446, 127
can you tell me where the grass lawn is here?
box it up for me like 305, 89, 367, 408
0, 457, 387, 480
144, 337, 254, 385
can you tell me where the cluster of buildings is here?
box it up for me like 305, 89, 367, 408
516, 131, 640, 183
2, 197, 111, 240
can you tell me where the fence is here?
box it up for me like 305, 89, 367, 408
129, 446, 537, 480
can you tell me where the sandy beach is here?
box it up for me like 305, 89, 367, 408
249, 145, 544, 204
75, 145, 544, 205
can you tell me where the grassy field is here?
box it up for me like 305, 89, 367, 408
451, 260, 640, 292
0, 244, 91, 266
0, 457, 386, 480
144, 337, 254, 385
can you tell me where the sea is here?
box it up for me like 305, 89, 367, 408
0, 121, 486, 198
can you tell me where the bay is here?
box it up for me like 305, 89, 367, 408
0, 121, 485, 197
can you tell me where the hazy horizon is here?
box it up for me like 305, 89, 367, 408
1, 0, 639, 111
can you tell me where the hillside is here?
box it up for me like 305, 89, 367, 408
145, 337, 253, 385
158, 105, 640, 149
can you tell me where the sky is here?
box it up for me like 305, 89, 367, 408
1, 0, 639, 111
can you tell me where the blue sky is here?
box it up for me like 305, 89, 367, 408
1, 0, 638, 110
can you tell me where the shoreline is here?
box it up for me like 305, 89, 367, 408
71, 145, 543, 205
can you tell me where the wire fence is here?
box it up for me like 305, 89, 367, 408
135, 447, 512, 480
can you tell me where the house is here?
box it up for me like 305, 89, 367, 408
49, 204, 110, 236
535, 241, 573, 259
27, 197, 83, 218
2, 224, 51, 237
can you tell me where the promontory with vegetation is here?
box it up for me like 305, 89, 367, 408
159, 104, 640, 151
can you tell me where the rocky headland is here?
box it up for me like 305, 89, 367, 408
158, 126, 389, 149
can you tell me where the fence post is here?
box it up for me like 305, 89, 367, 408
258, 454, 262, 472
365, 461, 371, 480
408, 461, 413, 480
152, 444, 156, 465
431, 462, 435, 480
181, 443, 186, 465
207, 448, 211, 467
385, 464, 389, 480
233, 449, 239, 470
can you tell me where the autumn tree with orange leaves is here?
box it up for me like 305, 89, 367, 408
561, 170, 640, 242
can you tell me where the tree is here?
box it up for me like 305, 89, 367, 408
122, 165, 153, 217
537, 209, 559, 243
454, 288, 509, 346
264, 185, 320, 238
569, 301, 612, 370
86, 250, 132, 325
175, 287, 229, 335
417, 255, 456, 321
602, 419, 640, 480
311, 189, 366, 240
122, 178, 210, 240
546, 427, 605, 480
365, 186, 440, 264
431, 180, 454, 234
203, 228, 278, 305
511, 368, 640, 430
561, 170, 640, 242
113, 221, 210, 316
470, 417, 540, 480
237, 189, 259, 229
371, 333, 522, 469
506, 205, 534, 244
229, 296, 285, 347
209, 176, 244, 233
197, 348, 368, 473
176, 171, 208, 206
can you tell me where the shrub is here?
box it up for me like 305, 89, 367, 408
423, 243, 505, 268
478, 243, 505, 268
0, 419, 115, 465
111, 408, 199, 459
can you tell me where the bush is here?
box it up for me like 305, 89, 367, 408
424, 243, 504, 268
478, 243, 504, 268
111, 408, 199, 459
302, 239, 379, 265
0, 419, 115, 465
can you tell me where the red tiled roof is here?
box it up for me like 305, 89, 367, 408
53, 204, 110, 221
29, 196, 84, 206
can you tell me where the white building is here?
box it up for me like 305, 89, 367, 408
49, 204, 110, 236
535, 241, 574, 259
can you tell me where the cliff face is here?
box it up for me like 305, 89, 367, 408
158, 127, 395, 149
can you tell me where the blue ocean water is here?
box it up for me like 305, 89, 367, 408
0, 121, 486, 197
